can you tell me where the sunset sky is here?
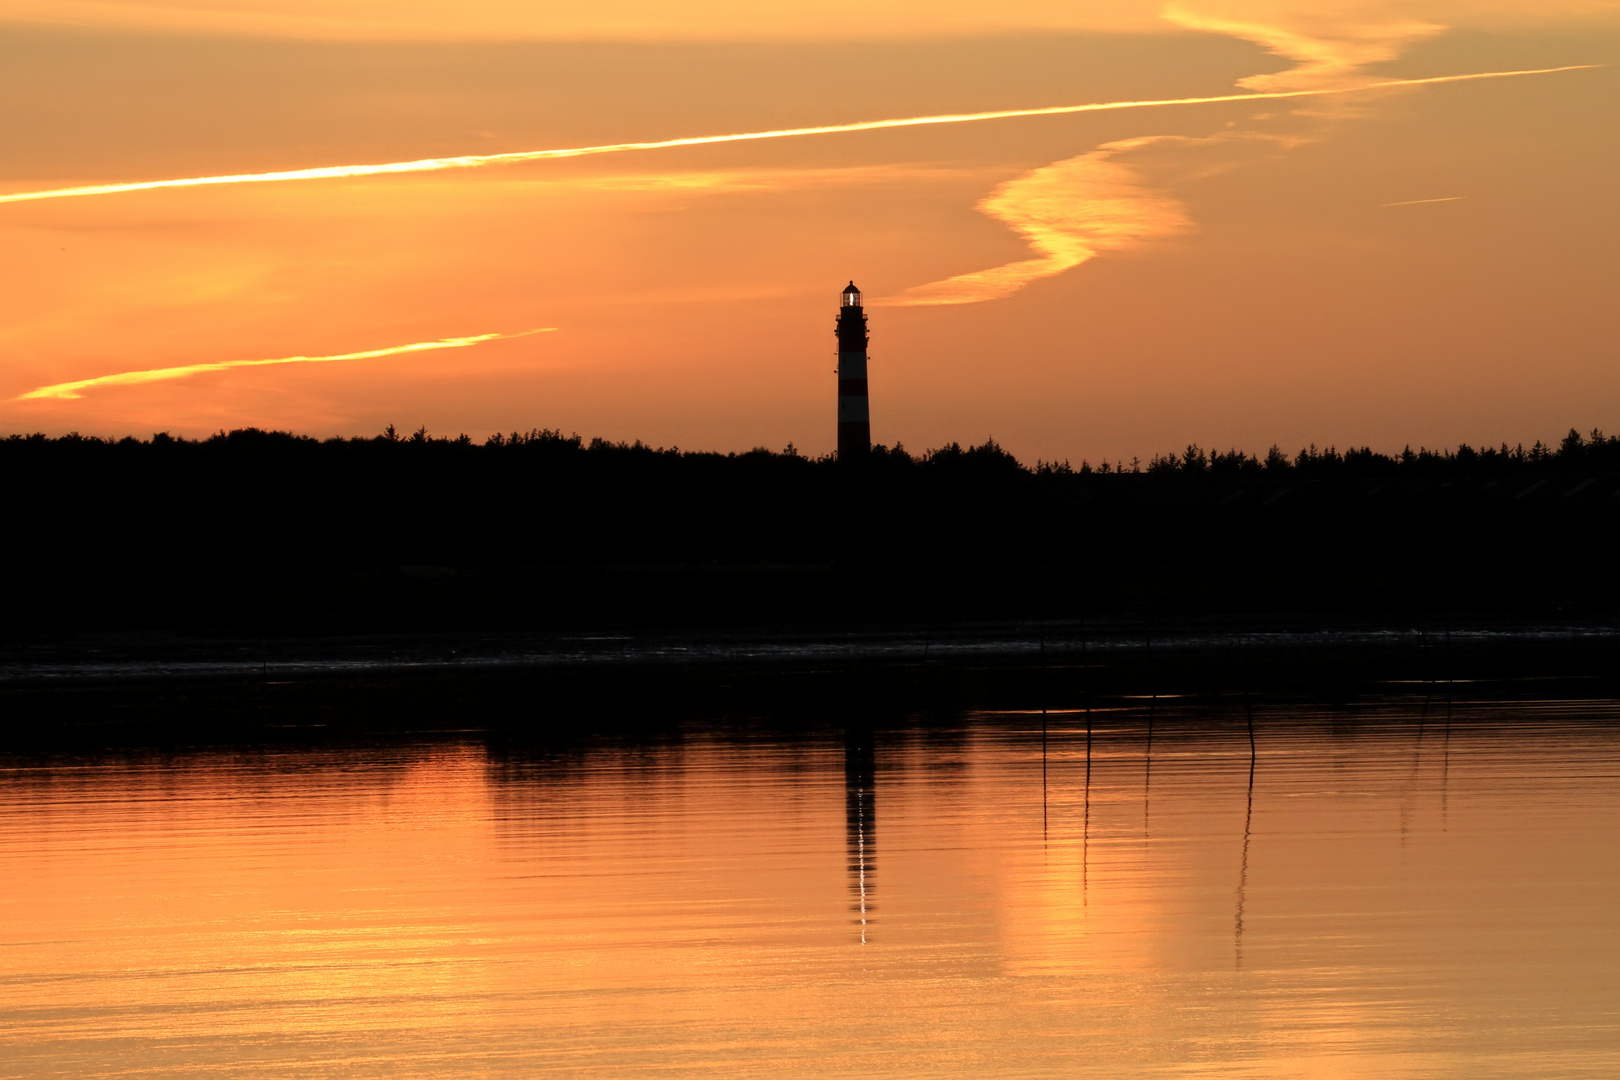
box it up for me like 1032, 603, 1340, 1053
1, 0, 1615, 461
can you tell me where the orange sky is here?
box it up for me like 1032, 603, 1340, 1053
0, 1, 1616, 460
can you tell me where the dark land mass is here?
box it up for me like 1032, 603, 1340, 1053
5, 425, 1620, 640
4, 618, 1617, 751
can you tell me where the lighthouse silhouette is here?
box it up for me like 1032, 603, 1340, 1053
836, 281, 870, 459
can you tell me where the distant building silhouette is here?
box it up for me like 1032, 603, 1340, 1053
836, 282, 871, 459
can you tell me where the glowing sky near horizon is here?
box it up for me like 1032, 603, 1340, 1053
0, 0, 1616, 460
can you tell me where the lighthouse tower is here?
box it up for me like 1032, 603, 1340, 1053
836, 281, 870, 459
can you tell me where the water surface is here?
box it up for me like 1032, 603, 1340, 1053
3, 697, 1617, 1077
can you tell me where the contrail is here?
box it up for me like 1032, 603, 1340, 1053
15, 329, 553, 401
1382, 195, 1466, 206
0, 65, 1594, 207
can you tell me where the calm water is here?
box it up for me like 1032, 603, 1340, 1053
3, 698, 1618, 1078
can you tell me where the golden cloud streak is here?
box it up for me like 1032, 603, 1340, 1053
15, 329, 553, 401
1163, 5, 1446, 93
1382, 195, 1466, 206
887, 140, 1192, 307
0, 66, 1594, 207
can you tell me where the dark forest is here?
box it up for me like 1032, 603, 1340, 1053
6, 425, 1619, 633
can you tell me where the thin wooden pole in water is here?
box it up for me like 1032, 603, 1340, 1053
1144, 697, 1153, 837
259, 577, 268, 682
1441, 632, 1455, 825
1146, 631, 1156, 716
1145, 630, 1157, 828
1083, 621, 1093, 750
1420, 630, 1434, 714
1040, 619, 1048, 837
1442, 692, 1452, 831
1446, 627, 1455, 701
1083, 714, 1092, 905
1419, 624, 1431, 689
1240, 631, 1256, 762
1081, 615, 1092, 903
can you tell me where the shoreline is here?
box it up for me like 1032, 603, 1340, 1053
4, 618, 1617, 750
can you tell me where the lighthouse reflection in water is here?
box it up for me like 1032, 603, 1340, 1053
845, 725, 876, 943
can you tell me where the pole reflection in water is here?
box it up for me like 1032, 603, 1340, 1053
1082, 722, 1092, 905
1083, 628, 1092, 903
844, 725, 876, 944
1235, 753, 1255, 968
1402, 696, 1428, 846
1442, 696, 1452, 830
1143, 709, 1153, 839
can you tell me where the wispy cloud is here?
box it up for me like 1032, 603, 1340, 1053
885, 140, 1192, 306
1382, 195, 1466, 206
883, 3, 1581, 306
0, 66, 1591, 208
1163, 4, 1445, 93
564, 162, 986, 194
15, 329, 552, 402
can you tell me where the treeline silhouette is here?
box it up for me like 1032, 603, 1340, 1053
5, 425, 1619, 632
12, 422, 1620, 478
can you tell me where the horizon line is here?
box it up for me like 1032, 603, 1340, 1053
0, 424, 1607, 463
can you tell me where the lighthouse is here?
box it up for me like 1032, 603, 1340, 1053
836, 281, 870, 459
